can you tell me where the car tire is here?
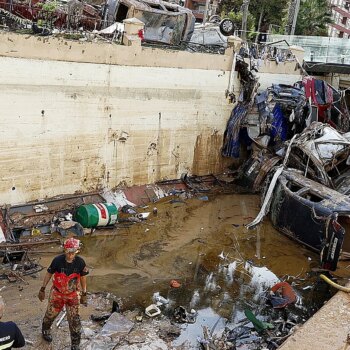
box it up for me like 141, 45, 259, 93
219, 18, 234, 36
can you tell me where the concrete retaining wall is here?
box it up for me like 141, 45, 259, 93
0, 32, 302, 204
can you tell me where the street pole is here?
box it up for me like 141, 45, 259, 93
203, 0, 210, 25
241, 0, 250, 40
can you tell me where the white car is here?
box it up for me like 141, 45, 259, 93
188, 18, 234, 51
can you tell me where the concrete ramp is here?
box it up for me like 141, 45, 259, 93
279, 288, 350, 350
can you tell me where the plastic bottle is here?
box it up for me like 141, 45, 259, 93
152, 292, 169, 305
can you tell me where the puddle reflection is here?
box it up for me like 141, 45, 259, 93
81, 194, 338, 347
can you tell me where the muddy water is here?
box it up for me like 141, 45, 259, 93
80, 193, 337, 346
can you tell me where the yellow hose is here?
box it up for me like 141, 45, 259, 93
320, 274, 350, 293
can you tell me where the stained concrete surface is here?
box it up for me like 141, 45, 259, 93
0, 193, 347, 349
279, 288, 350, 350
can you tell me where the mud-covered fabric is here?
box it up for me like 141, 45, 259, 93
47, 255, 88, 294
0, 321, 25, 349
42, 288, 81, 346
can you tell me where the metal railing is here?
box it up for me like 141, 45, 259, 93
267, 34, 350, 64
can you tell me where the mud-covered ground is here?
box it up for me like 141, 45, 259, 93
0, 193, 345, 349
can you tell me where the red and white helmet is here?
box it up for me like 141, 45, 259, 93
63, 238, 80, 252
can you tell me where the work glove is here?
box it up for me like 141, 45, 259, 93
38, 287, 45, 302
80, 292, 87, 306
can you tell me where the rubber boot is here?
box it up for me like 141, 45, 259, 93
42, 330, 52, 343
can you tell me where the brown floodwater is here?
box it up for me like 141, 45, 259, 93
76, 193, 342, 347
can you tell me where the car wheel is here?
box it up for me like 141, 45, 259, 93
219, 18, 234, 36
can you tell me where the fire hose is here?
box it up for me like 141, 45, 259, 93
320, 274, 350, 293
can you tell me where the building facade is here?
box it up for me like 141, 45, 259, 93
184, 0, 218, 22
329, 0, 350, 38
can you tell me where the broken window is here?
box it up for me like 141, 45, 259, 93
147, 3, 163, 10
299, 191, 324, 203
286, 181, 303, 193
163, 5, 178, 12
288, 148, 321, 180
115, 4, 129, 22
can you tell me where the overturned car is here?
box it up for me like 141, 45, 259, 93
268, 169, 350, 271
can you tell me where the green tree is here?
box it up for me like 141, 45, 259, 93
294, 0, 333, 36
249, 0, 288, 34
225, 10, 256, 37
219, 0, 289, 36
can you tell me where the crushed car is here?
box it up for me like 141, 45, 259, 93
284, 122, 350, 195
268, 168, 350, 271
0, 0, 196, 45
101, 0, 195, 45
0, 0, 101, 30
224, 76, 350, 164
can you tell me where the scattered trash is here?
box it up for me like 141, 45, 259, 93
121, 205, 137, 214
218, 251, 228, 260
244, 309, 274, 332
33, 204, 48, 213
135, 315, 143, 322
173, 306, 197, 324
136, 212, 150, 220
170, 280, 181, 288
302, 286, 313, 291
54, 220, 84, 237
268, 281, 297, 308
90, 313, 111, 322
152, 292, 169, 306
145, 304, 161, 317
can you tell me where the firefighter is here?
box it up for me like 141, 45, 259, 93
38, 238, 89, 350
0, 296, 25, 349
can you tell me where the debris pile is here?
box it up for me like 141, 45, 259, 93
222, 55, 350, 273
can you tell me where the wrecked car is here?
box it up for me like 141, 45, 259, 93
101, 0, 195, 45
188, 23, 228, 53
0, 0, 195, 45
0, 0, 101, 30
228, 77, 350, 166
268, 169, 350, 271
187, 18, 235, 53
234, 149, 281, 192
285, 122, 350, 195
235, 122, 350, 194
